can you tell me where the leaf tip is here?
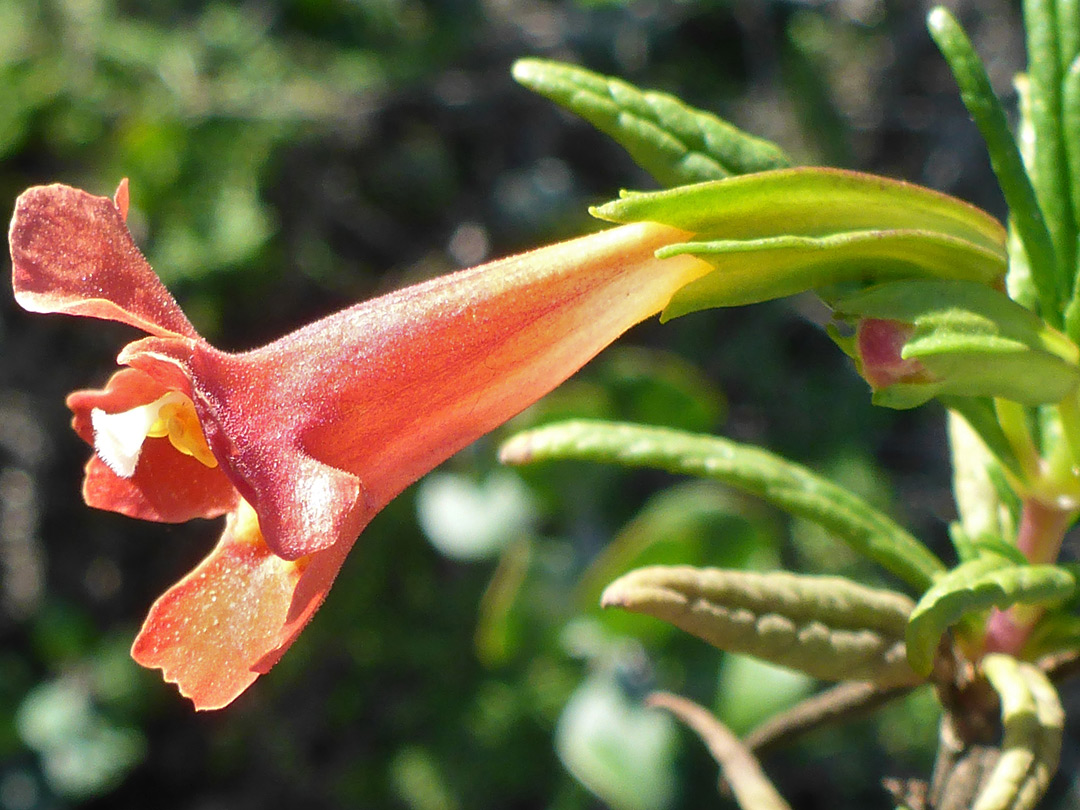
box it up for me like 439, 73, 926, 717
510, 58, 541, 86
497, 434, 532, 465
925, 6, 952, 34
598, 583, 626, 609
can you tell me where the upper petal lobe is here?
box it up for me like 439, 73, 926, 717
10, 184, 198, 339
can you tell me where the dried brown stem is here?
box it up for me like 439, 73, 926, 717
743, 680, 917, 754
1039, 648, 1080, 683
646, 691, 792, 810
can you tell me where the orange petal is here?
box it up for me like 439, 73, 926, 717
69, 369, 237, 522
10, 184, 197, 339
81, 447, 237, 523
131, 501, 352, 710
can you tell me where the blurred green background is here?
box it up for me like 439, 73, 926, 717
0, 0, 1039, 808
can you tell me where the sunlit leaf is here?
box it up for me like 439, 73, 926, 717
592, 167, 1007, 255
501, 420, 944, 590
906, 556, 1077, 675
512, 58, 791, 186
927, 7, 1062, 325
975, 655, 1064, 810
602, 565, 920, 686
656, 229, 1005, 316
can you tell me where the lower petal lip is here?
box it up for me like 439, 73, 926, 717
130, 499, 325, 710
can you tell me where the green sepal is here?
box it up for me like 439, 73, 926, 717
591, 168, 1008, 255
601, 566, 921, 686
653, 229, 1005, 317
511, 58, 791, 186
905, 555, 1078, 676
499, 420, 945, 590
835, 280, 1080, 408
976, 654, 1064, 810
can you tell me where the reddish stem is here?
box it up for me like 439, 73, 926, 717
1015, 497, 1073, 564
982, 498, 1074, 655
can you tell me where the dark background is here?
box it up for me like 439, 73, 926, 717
0, 1, 1049, 808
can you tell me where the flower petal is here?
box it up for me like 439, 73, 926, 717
239, 450, 368, 561
121, 336, 372, 560
122, 223, 710, 560
9, 184, 198, 339
69, 369, 237, 522
131, 501, 353, 710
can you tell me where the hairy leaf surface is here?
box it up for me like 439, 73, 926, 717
501, 420, 944, 589
602, 566, 920, 686
512, 58, 791, 186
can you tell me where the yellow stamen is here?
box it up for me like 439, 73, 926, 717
145, 395, 218, 468
91, 392, 217, 478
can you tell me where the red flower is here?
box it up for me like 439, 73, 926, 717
10, 181, 711, 709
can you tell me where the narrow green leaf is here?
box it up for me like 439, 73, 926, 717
656, 229, 1006, 318
500, 420, 945, 590
926, 7, 1062, 326
945, 398, 1026, 482
1066, 58, 1080, 238
948, 522, 980, 564
1009, 76, 1041, 313
593, 167, 1008, 258
511, 58, 791, 186
976, 655, 1064, 810
1060, 59, 1080, 337
1022, 0, 1077, 296
906, 556, 1078, 675
835, 280, 1080, 408
1058, 0, 1080, 78
602, 566, 920, 686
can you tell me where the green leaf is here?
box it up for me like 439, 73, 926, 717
556, 669, 678, 810
927, 7, 1062, 327
1022, 0, 1077, 296
500, 420, 945, 590
655, 229, 1005, 317
592, 167, 1007, 256
945, 398, 1026, 482
906, 556, 1078, 675
1057, 0, 1080, 79
511, 58, 791, 186
1060, 58, 1080, 337
835, 280, 1080, 408
1022, 611, 1080, 658
976, 655, 1064, 810
575, 481, 776, 626
601, 566, 920, 686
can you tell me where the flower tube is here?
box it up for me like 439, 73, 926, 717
10, 181, 713, 709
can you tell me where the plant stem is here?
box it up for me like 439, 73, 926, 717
994, 399, 1041, 480
983, 498, 1075, 654
1056, 392, 1080, 469
1015, 496, 1073, 564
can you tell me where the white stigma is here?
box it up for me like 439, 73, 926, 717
90, 401, 166, 478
